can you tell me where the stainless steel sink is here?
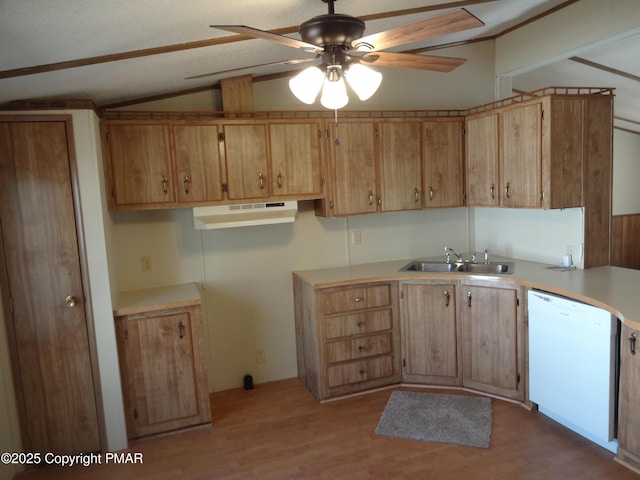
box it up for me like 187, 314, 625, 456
400, 260, 514, 274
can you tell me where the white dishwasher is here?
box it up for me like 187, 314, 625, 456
528, 289, 619, 453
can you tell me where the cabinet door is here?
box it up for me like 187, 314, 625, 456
269, 122, 323, 197
401, 283, 460, 385
173, 124, 224, 203
119, 310, 204, 438
329, 121, 377, 216
618, 325, 640, 459
461, 283, 523, 400
500, 103, 542, 208
222, 123, 269, 200
379, 121, 422, 211
106, 123, 175, 206
423, 119, 465, 208
466, 113, 499, 206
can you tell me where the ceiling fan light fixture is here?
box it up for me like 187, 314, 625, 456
289, 65, 325, 104
320, 70, 349, 109
344, 63, 382, 101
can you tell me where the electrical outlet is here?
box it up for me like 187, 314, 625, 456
140, 256, 152, 272
351, 230, 362, 245
255, 350, 266, 364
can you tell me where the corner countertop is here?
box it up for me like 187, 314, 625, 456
113, 282, 201, 316
293, 257, 640, 329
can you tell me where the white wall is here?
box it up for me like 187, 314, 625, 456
613, 129, 640, 215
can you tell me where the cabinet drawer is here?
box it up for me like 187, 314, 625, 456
327, 355, 394, 388
325, 309, 393, 339
323, 284, 391, 314
326, 332, 393, 363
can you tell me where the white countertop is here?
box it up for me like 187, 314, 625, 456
113, 282, 201, 316
293, 257, 640, 329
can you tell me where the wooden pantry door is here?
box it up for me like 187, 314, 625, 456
0, 116, 101, 454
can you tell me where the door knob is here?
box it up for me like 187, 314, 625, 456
65, 295, 79, 308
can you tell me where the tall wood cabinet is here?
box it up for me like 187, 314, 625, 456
293, 276, 401, 401
114, 284, 211, 439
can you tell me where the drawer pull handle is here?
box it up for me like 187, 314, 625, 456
277, 171, 283, 188
258, 172, 265, 189
444, 290, 450, 307
354, 297, 363, 303
161, 176, 169, 193
630, 332, 637, 355
414, 187, 419, 202
467, 291, 472, 308
490, 183, 495, 199
504, 182, 511, 199
183, 175, 191, 194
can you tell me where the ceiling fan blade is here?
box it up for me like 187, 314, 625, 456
353, 9, 484, 52
360, 52, 466, 72
211, 25, 320, 52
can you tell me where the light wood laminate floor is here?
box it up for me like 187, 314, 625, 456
15, 378, 640, 479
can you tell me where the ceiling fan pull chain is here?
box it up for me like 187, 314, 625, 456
333, 108, 340, 145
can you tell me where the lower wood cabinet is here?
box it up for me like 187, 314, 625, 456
460, 281, 524, 400
114, 290, 210, 439
293, 277, 401, 401
400, 281, 461, 385
617, 324, 640, 468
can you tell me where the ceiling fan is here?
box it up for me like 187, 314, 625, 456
190, 0, 485, 108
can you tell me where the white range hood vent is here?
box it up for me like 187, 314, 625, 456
193, 201, 298, 230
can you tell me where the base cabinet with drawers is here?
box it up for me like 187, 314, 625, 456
293, 276, 401, 401
114, 284, 211, 439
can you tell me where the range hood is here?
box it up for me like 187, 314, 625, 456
193, 201, 298, 229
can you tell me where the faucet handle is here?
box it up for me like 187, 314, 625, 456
483, 249, 490, 264
471, 251, 478, 263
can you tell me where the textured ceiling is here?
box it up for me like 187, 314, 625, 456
0, 0, 639, 132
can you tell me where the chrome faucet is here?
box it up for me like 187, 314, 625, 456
444, 246, 463, 264
483, 248, 490, 264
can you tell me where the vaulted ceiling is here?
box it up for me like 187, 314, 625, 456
1, 0, 639, 132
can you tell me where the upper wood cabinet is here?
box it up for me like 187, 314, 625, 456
173, 124, 224, 204
423, 119, 465, 208
466, 94, 611, 211
220, 122, 270, 200
104, 123, 175, 208
465, 113, 499, 206
500, 102, 542, 208
268, 121, 324, 197
320, 119, 424, 216
379, 121, 423, 212
103, 118, 326, 210
325, 120, 378, 216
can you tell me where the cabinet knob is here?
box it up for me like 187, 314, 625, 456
444, 290, 450, 307
630, 332, 637, 355
65, 295, 79, 308
354, 297, 363, 303
490, 183, 495, 199
368, 191, 374, 206
504, 182, 511, 199
467, 291, 472, 308
429, 186, 434, 201
414, 188, 420, 203
178, 320, 185, 339
183, 176, 191, 194
258, 173, 265, 189
161, 176, 169, 193
277, 171, 283, 189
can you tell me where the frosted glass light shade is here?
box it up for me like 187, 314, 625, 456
345, 63, 382, 101
320, 76, 349, 109
289, 66, 324, 104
